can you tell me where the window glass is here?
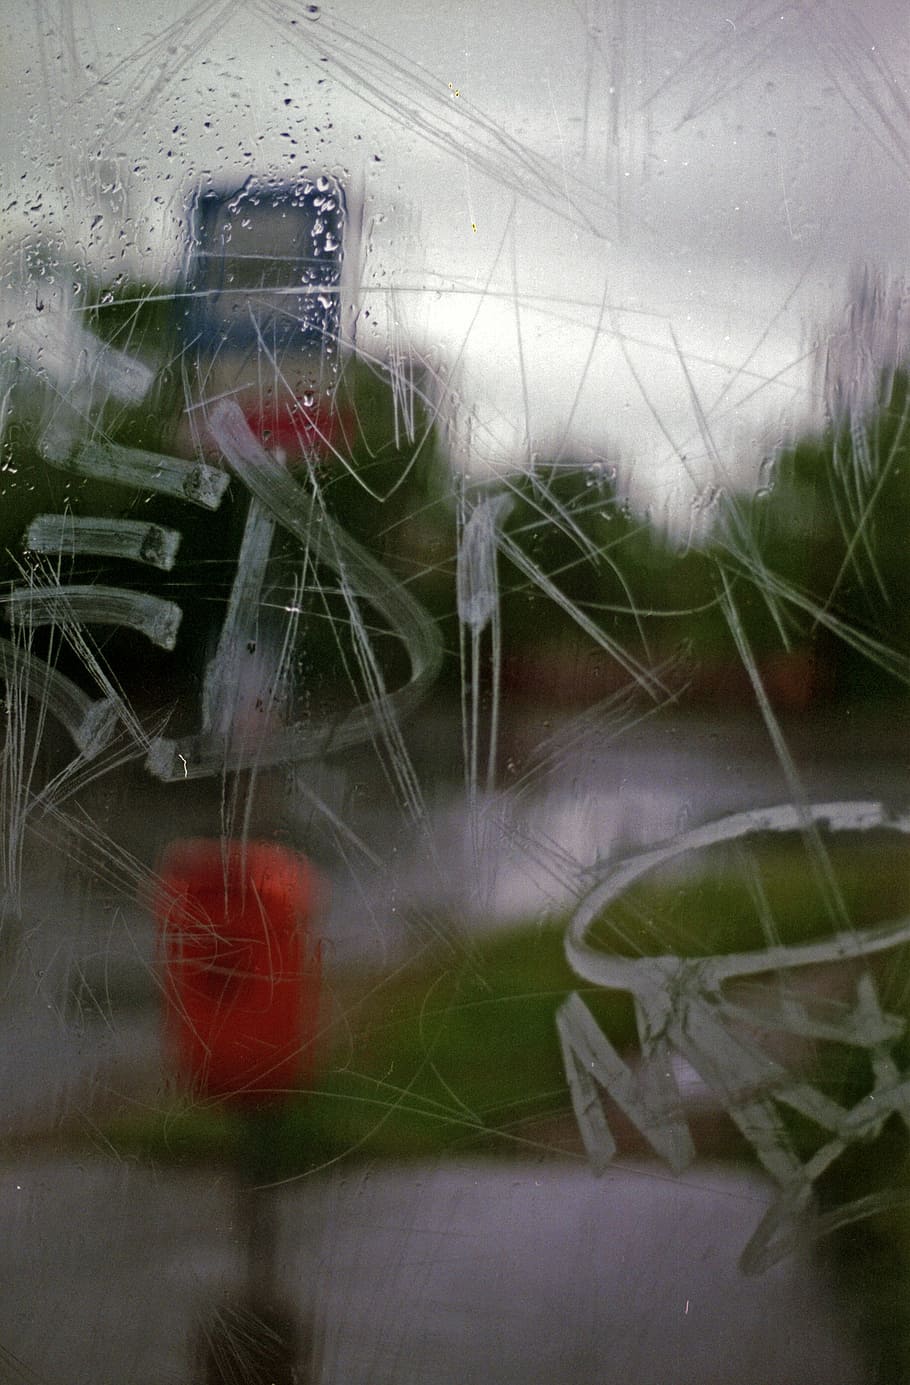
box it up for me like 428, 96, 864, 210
0, 3, 908, 1381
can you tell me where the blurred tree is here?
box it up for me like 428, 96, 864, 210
721, 368, 910, 706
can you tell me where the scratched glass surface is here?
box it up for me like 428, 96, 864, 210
1, 2, 909, 1382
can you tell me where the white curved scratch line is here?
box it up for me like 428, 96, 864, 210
565, 799, 910, 994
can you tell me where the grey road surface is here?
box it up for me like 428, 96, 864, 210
0, 1157, 864, 1385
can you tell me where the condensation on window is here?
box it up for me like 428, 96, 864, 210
0, 2, 909, 1382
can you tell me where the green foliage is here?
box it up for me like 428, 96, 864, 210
719, 370, 910, 702
498, 466, 672, 640
10, 274, 910, 712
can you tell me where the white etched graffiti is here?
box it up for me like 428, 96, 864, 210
559, 799, 910, 1273
3, 397, 443, 785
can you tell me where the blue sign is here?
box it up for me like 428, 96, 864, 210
182, 177, 346, 354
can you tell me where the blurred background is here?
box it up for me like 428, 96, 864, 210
0, 1, 909, 1381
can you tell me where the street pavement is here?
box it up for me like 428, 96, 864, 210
0, 1157, 865, 1384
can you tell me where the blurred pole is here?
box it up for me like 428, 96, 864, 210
197, 1152, 311, 1385
243, 1173, 279, 1310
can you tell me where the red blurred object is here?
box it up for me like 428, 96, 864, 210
242, 399, 340, 458
156, 839, 322, 1104
198, 396, 351, 464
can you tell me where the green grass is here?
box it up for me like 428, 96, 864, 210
588, 832, 910, 960
105, 920, 636, 1178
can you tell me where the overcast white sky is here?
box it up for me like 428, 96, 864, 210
2, 0, 910, 524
